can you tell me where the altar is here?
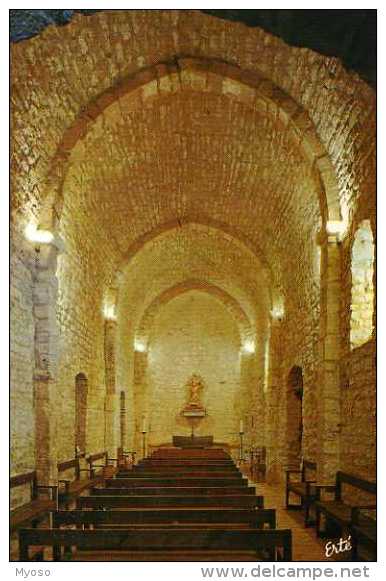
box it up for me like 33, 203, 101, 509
172, 435, 214, 449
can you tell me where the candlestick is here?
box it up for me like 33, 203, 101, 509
239, 419, 244, 433
239, 432, 244, 463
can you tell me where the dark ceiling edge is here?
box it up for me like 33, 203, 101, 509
202, 9, 376, 88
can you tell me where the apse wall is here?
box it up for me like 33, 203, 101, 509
135, 291, 247, 451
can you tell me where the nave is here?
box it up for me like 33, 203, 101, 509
10, 9, 376, 564
13, 445, 375, 562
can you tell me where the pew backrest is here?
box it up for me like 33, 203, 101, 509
57, 458, 80, 480
302, 460, 317, 482
10, 471, 38, 501
77, 494, 264, 509
335, 471, 376, 502
53, 508, 275, 528
19, 527, 292, 561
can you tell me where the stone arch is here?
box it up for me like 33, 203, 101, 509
350, 219, 375, 349
119, 215, 270, 273
37, 57, 339, 231
131, 280, 249, 453
135, 279, 254, 349
286, 365, 304, 466
75, 372, 88, 454
112, 217, 276, 318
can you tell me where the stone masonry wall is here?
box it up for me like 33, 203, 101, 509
340, 201, 376, 481
10, 232, 35, 508
10, 10, 375, 495
54, 179, 118, 462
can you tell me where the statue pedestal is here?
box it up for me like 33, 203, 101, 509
182, 407, 206, 419
181, 403, 206, 438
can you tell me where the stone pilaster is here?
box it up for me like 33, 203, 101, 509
265, 318, 283, 483
34, 371, 58, 484
104, 393, 118, 458
32, 243, 61, 484
119, 391, 127, 449
104, 319, 118, 457
317, 233, 342, 483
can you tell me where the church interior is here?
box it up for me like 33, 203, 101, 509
10, 9, 376, 562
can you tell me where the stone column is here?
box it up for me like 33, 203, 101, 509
104, 393, 118, 458
238, 349, 261, 461
32, 243, 61, 485
119, 390, 127, 449
265, 318, 283, 483
133, 350, 148, 458
317, 232, 342, 483
104, 319, 118, 458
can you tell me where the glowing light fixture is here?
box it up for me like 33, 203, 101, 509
103, 304, 116, 321
25, 223, 54, 244
271, 305, 284, 320
134, 339, 147, 353
242, 339, 255, 354
326, 220, 347, 240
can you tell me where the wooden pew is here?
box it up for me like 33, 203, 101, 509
248, 447, 266, 481
19, 527, 292, 561
351, 507, 376, 561
106, 477, 248, 487
138, 457, 235, 466
314, 471, 376, 543
52, 507, 275, 528
57, 458, 96, 507
139, 459, 235, 466
152, 449, 229, 459
87, 451, 118, 478
132, 465, 239, 474
285, 460, 317, 526
77, 494, 264, 509
10, 472, 57, 533
117, 470, 243, 479
92, 485, 256, 496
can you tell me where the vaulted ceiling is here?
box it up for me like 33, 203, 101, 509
11, 10, 375, 348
